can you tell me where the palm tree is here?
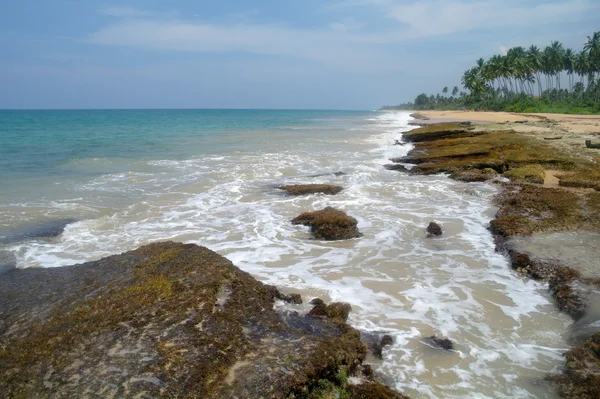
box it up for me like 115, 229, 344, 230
564, 48, 576, 92
584, 31, 600, 86
574, 50, 590, 95
527, 45, 543, 96
452, 86, 459, 97
549, 41, 565, 91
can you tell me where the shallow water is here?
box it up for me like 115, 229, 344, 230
0, 110, 572, 398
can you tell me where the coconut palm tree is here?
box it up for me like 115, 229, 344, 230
574, 50, 590, 95
584, 31, 600, 86
563, 48, 576, 92
527, 45, 543, 96
549, 41, 565, 90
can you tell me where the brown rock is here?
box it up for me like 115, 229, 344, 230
292, 207, 362, 240
424, 336, 454, 351
426, 222, 443, 237
0, 242, 407, 399
279, 184, 343, 196
546, 332, 600, 399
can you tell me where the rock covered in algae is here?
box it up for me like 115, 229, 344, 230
292, 207, 362, 240
0, 242, 406, 399
546, 332, 600, 399
279, 184, 344, 196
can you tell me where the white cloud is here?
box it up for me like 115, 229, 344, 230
333, 0, 595, 37
88, 18, 406, 72
88, 1, 596, 72
100, 6, 177, 18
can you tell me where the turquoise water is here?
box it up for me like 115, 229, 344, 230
0, 109, 371, 230
0, 109, 368, 176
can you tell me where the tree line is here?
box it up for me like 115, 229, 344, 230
382, 32, 600, 114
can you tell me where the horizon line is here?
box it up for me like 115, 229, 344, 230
0, 107, 374, 112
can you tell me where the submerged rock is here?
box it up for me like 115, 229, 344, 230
0, 242, 405, 398
292, 207, 362, 240
423, 336, 454, 351
384, 164, 412, 173
279, 184, 343, 196
426, 222, 443, 237
362, 332, 394, 359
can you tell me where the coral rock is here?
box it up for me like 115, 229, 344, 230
292, 207, 362, 240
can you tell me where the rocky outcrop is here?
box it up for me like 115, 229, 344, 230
546, 332, 600, 399
292, 207, 362, 240
0, 242, 404, 399
279, 184, 344, 196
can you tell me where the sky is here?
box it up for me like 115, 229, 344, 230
0, 0, 598, 110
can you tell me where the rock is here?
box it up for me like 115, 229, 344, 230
279, 184, 344, 196
546, 332, 600, 399
502, 165, 545, 184
275, 290, 303, 304
361, 332, 394, 359
348, 382, 410, 398
585, 139, 600, 149
389, 156, 417, 164
380, 334, 394, 347
384, 164, 411, 172
401, 123, 472, 143
450, 168, 498, 182
0, 242, 407, 398
423, 336, 454, 351
310, 298, 325, 306
409, 112, 429, 120
309, 302, 352, 323
426, 222, 443, 237
291, 207, 362, 240
361, 364, 374, 378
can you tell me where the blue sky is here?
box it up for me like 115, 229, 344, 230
0, 0, 598, 109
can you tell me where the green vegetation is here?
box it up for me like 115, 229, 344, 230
382, 32, 600, 114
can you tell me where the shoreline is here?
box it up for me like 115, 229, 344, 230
393, 112, 600, 398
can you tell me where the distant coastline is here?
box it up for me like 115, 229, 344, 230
382, 31, 600, 115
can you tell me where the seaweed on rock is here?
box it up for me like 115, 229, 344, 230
0, 242, 405, 399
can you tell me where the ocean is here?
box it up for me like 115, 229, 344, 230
0, 109, 570, 398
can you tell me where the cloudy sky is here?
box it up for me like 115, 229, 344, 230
0, 0, 598, 109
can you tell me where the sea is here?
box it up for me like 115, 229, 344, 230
0, 109, 571, 398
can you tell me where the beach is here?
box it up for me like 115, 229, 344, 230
1, 109, 597, 398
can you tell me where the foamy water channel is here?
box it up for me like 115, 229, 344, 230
3, 112, 571, 398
